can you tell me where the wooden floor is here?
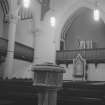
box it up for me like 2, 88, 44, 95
0, 79, 105, 105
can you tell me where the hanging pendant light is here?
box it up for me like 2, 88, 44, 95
93, 1, 100, 21
50, 16, 56, 27
23, 0, 31, 8
93, 8, 100, 21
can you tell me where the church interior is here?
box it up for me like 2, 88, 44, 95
0, 0, 105, 105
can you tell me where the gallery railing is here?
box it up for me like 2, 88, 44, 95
56, 48, 105, 64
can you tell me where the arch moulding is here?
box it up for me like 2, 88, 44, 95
54, 0, 105, 50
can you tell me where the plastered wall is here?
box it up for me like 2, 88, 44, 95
49, 0, 105, 81
1, 0, 105, 80
0, 7, 34, 78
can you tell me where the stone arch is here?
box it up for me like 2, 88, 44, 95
54, 0, 105, 50
61, 7, 91, 41
0, 0, 9, 19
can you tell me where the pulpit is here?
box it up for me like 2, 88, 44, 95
31, 62, 65, 105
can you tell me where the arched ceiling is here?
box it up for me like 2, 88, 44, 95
61, 7, 92, 40
64, 7, 105, 50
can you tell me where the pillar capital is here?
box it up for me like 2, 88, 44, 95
5, 12, 20, 24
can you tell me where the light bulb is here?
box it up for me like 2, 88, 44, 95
50, 17, 56, 27
23, 0, 30, 8
93, 9, 100, 21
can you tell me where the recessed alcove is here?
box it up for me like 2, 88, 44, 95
63, 7, 105, 50
57, 7, 105, 64
56, 7, 105, 81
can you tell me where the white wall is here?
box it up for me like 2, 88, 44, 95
60, 64, 73, 80
12, 59, 33, 79
16, 19, 34, 48
0, 11, 34, 78
8, 19, 34, 79
49, 0, 105, 81
61, 63, 105, 81
88, 64, 105, 81
0, 5, 4, 37
1, 0, 105, 80
0, 5, 8, 77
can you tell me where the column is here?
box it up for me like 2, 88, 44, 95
38, 89, 57, 105
48, 89, 57, 105
38, 91, 48, 105
3, 0, 18, 79
32, 0, 56, 65
31, 0, 41, 64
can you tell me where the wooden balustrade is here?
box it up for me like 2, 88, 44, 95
56, 48, 105, 64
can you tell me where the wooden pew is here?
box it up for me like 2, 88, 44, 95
0, 79, 105, 105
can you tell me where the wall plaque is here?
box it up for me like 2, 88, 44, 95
73, 54, 86, 80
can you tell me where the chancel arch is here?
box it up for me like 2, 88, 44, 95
62, 7, 105, 50
56, 0, 105, 81
54, 0, 105, 51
